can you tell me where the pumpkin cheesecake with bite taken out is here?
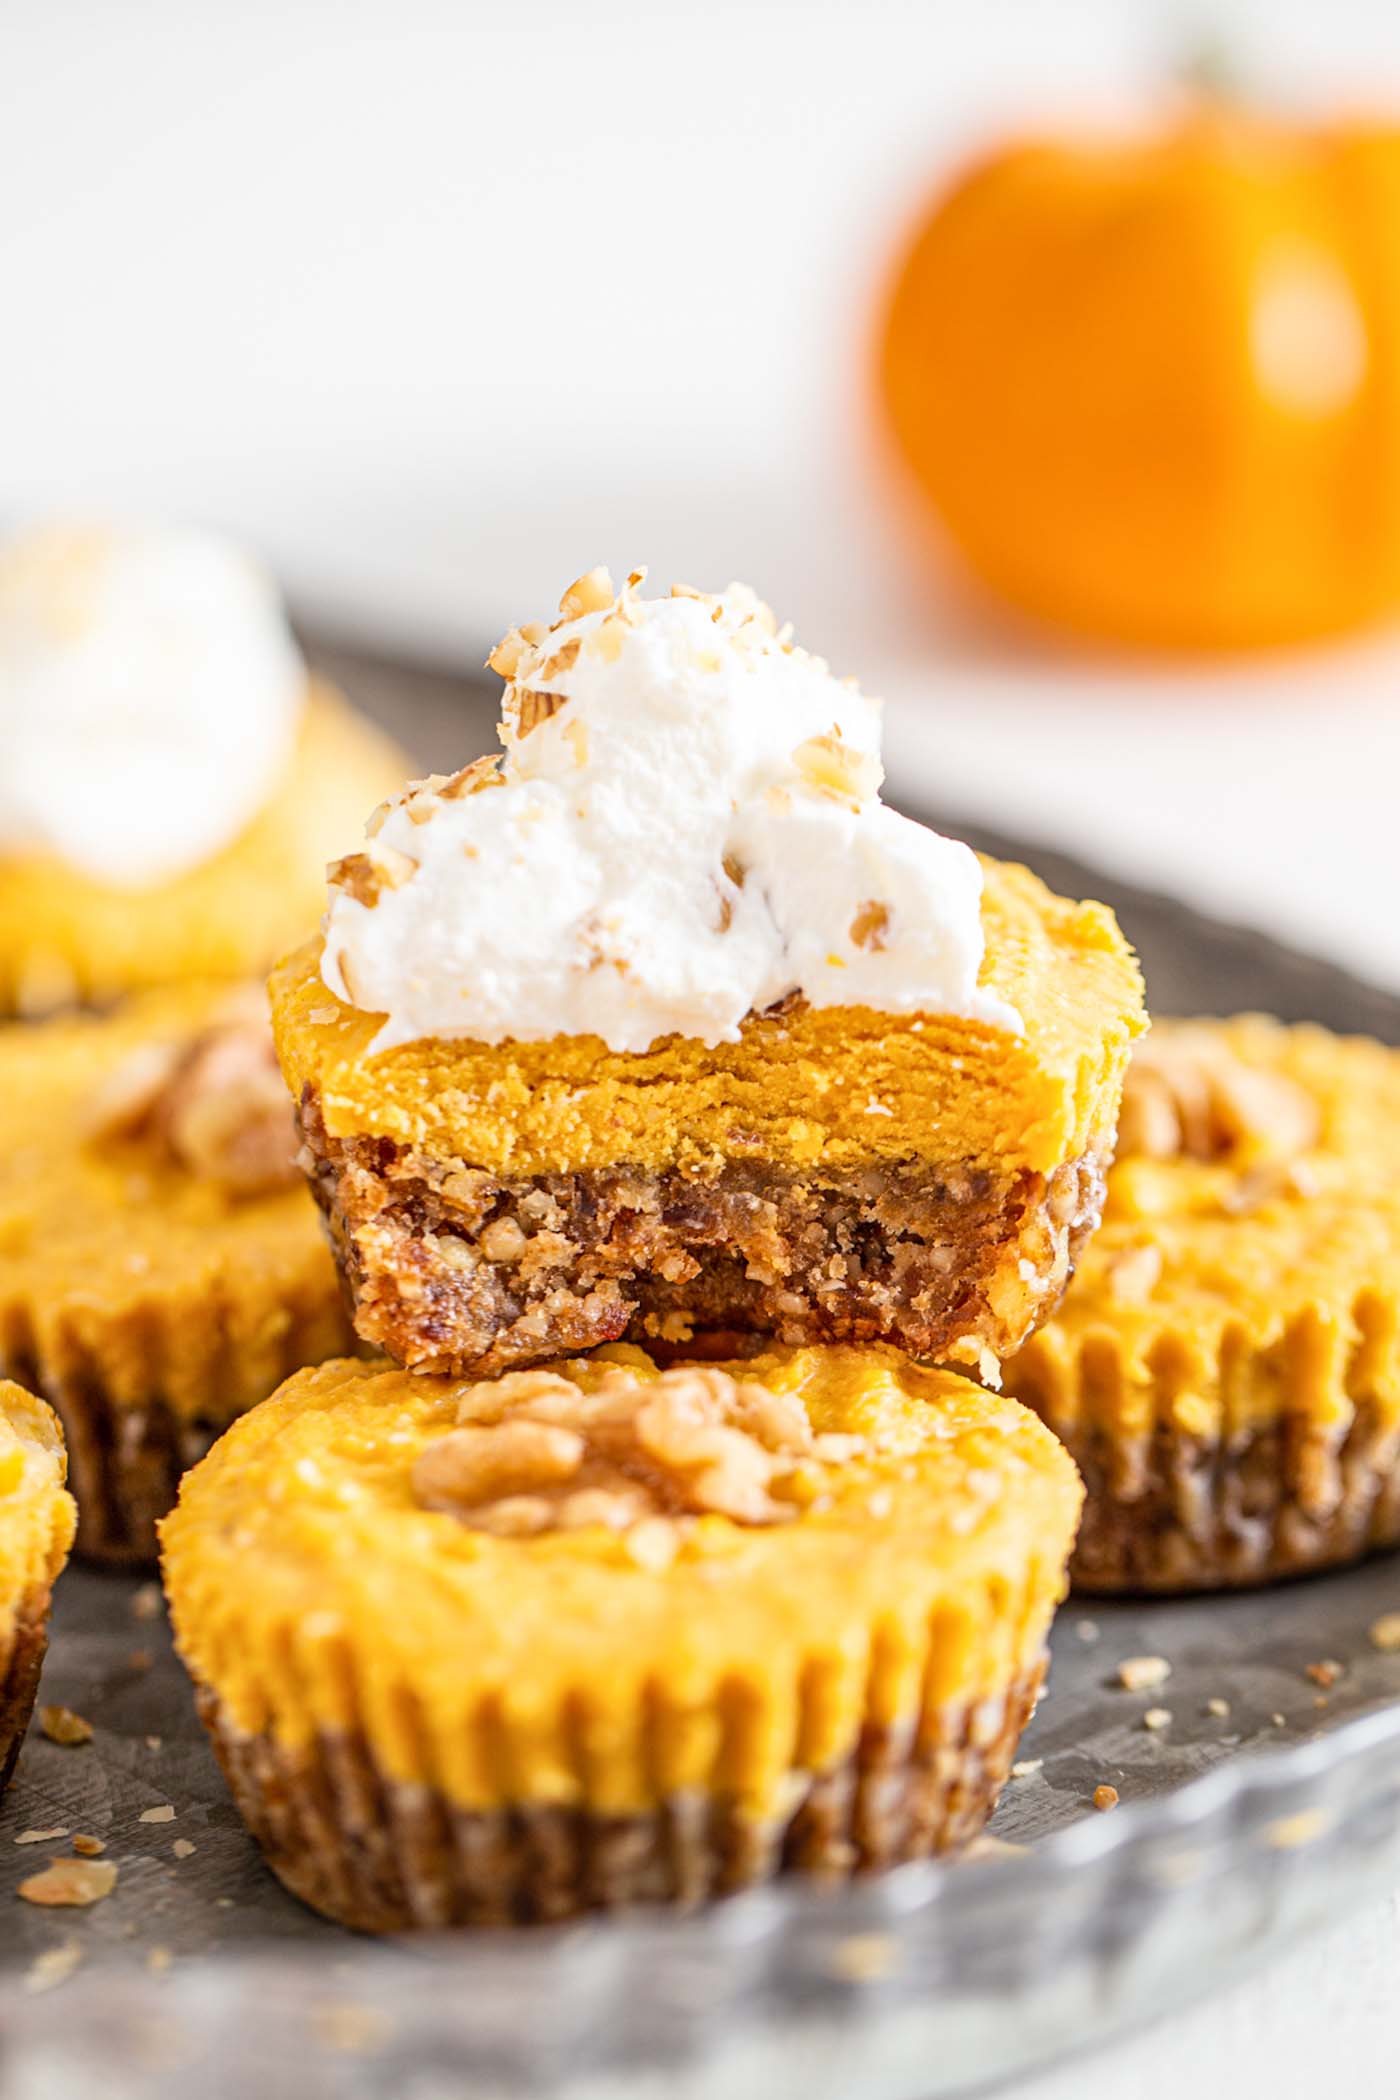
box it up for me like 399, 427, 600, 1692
0, 520, 406, 1015
0, 1384, 75, 1790
272, 567, 1144, 1381
161, 1341, 1082, 1927
1003, 1017, 1400, 1591
0, 984, 354, 1561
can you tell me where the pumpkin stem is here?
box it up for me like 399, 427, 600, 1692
1176, 35, 1243, 107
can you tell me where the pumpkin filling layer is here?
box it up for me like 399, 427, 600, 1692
297, 1087, 1107, 1377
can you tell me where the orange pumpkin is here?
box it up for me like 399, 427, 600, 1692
878, 108, 1400, 651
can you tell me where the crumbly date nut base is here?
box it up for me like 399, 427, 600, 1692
0, 1313, 346, 1565
200, 1659, 1045, 1931
0, 1589, 54, 1792
298, 1092, 1106, 1378
1052, 1397, 1400, 1593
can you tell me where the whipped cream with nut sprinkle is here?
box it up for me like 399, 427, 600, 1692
322, 568, 1019, 1053
0, 522, 305, 887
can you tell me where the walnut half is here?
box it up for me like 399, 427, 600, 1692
1117, 1034, 1320, 1168
86, 993, 298, 1196
411, 1363, 866, 1543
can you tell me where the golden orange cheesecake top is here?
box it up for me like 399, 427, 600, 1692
0, 685, 406, 1015
271, 855, 1144, 1180
0, 983, 352, 1424
0, 1383, 76, 1617
1004, 1016, 1400, 1439
162, 1343, 1082, 1817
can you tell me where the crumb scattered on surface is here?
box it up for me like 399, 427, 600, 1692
146, 1946, 173, 1975
71, 1835, 105, 1858
14, 1828, 68, 1847
1009, 1758, 1043, 1779
1205, 1697, 1231, 1719
130, 1583, 162, 1622
308, 2003, 396, 2055
39, 1706, 92, 1747
24, 1938, 83, 1994
1369, 1613, 1400, 1653
1271, 1713, 1286, 1727
1116, 1656, 1170, 1693
1076, 1620, 1100, 1644
126, 1649, 153, 1673
172, 1839, 196, 1860
826, 1932, 900, 1983
144, 1735, 162, 1752
1143, 1707, 1172, 1732
961, 1834, 1029, 1863
18, 1858, 117, 1908
1093, 1784, 1120, 1812
1305, 1659, 1342, 1688
1265, 1809, 1328, 1850
139, 1805, 175, 1825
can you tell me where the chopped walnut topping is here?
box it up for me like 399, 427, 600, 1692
86, 996, 297, 1196
487, 629, 528, 678
1117, 1036, 1320, 1168
559, 567, 616, 621
438, 756, 504, 800
792, 733, 881, 804
326, 845, 416, 908
850, 900, 890, 952
512, 688, 569, 738
411, 1364, 864, 1539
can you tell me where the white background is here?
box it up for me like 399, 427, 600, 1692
7, 6, 1400, 2089
7, 0, 1400, 986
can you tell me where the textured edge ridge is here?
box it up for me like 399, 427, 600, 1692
1008, 1293, 1400, 1590
0, 1285, 353, 1564
197, 1656, 1046, 1930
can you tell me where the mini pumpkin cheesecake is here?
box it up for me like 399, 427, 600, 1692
1003, 1017, 1400, 1591
161, 1343, 1081, 1928
0, 1385, 76, 1790
0, 522, 406, 1015
272, 568, 1144, 1383
0, 985, 354, 1562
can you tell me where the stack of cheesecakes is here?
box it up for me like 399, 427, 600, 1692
163, 566, 1146, 1927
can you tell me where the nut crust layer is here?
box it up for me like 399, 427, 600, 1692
298, 1089, 1108, 1377
0, 1588, 55, 1792
1056, 1399, 1400, 1593
199, 1659, 1045, 1931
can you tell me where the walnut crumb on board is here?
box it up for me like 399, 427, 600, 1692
24, 1939, 84, 1995
39, 1706, 92, 1746
1092, 1784, 1120, 1812
1116, 1656, 1170, 1693
18, 1858, 117, 1907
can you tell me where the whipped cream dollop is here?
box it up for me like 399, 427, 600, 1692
0, 522, 306, 887
322, 568, 1019, 1053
